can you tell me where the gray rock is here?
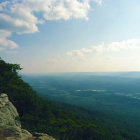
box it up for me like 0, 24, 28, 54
0, 93, 56, 140
33, 132, 56, 140
0, 93, 21, 127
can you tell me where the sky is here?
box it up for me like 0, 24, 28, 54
0, 0, 140, 73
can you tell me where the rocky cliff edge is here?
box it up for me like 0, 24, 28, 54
0, 93, 56, 140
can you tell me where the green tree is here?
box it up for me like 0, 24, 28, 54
0, 58, 109, 140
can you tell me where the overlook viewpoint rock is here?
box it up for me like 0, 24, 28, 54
0, 93, 55, 140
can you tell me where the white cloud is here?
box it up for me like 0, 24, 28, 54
67, 39, 140, 58
0, 0, 100, 51
43, 0, 90, 20
0, 0, 100, 34
108, 39, 140, 51
65, 39, 140, 71
0, 30, 18, 51
67, 47, 93, 59
92, 0, 102, 5
67, 43, 105, 58
0, 0, 40, 34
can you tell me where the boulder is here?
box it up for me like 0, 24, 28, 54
0, 93, 56, 140
33, 132, 56, 140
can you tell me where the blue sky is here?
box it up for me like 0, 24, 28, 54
1, 0, 140, 73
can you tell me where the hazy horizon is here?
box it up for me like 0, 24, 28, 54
22, 71, 140, 74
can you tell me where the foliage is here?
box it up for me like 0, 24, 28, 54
0, 58, 109, 140
23, 72, 140, 140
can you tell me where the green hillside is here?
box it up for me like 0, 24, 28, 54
22, 72, 140, 140
0, 58, 113, 140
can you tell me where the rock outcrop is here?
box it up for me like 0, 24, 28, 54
0, 93, 56, 140
0, 93, 21, 127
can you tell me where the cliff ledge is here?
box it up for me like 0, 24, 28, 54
0, 93, 55, 140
